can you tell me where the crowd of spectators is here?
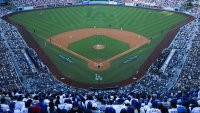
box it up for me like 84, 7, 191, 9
0, 9, 24, 92
0, 89, 200, 113
0, 18, 73, 94
171, 33, 200, 93
0, 40, 24, 92
9, 0, 190, 8
185, 7, 200, 19
121, 19, 199, 95
0, 21, 34, 75
122, 0, 189, 8
11, 0, 78, 7
0, 7, 10, 17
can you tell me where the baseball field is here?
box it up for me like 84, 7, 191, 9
8, 5, 187, 86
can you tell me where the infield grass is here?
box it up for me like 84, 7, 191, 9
9, 5, 186, 84
68, 35, 130, 60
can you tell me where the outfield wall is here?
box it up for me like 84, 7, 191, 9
15, 1, 183, 12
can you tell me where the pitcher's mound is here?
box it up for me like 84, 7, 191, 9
93, 44, 104, 50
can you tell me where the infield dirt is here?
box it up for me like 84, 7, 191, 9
48, 28, 150, 71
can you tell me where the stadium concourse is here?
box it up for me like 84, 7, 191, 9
0, 0, 200, 113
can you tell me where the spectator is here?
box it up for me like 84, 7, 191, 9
48, 101, 57, 113
168, 99, 178, 113
146, 101, 161, 113
32, 105, 41, 113
191, 100, 200, 113
35, 97, 48, 113
0, 98, 9, 112
67, 102, 83, 113
7, 102, 15, 113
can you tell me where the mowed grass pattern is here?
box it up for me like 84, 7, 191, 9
9, 5, 186, 84
68, 35, 130, 60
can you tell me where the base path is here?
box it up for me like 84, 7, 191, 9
48, 28, 150, 71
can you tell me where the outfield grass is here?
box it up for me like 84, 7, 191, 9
68, 35, 130, 60
9, 5, 186, 84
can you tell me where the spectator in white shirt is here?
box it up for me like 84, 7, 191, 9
146, 101, 161, 113
191, 100, 200, 113
112, 98, 126, 113
15, 95, 25, 111
168, 99, 178, 113
0, 98, 9, 112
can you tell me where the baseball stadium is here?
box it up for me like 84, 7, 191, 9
0, 0, 200, 112
3, 5, 192, 88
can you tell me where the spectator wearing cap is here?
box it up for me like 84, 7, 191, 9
21, 99, 33, 113
91, 102, 100, 113
112, 98, 126, 113
141, 99, 150, 112
35, 97, 48, 113
86, 102, 92, 113
127, 106, 135, 113
85, 95, 94, 108
105, 107, 116, 113
15, 95, 25, 111
7, 102, 15, 113
168, 99, 178, 113
86, 101, 92, 111
67, 102, 83, 113
182, 99, 190, 113
134, 101, 141, 113
0, 98, 9, 112
190, 99, 198, 111
58, 99, 72, 112
33, 95, 39, 105
146, 101, 161, 113
28, 99, 34, 112
176, 99, 187, 113
177, 99, 182, 107
120, 108, 128, 113
98, 99, 106, 111
162, 97, 170, 108
55, 96, 60, 108
191, 100, 200, 113
7, 102, 20, 113
48, 101, 57, 113
158, 104, 168, 113
77, 100, 85, 112
177, 106, 187, 113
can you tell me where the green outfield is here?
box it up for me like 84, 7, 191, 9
68, 35, 130, 60
9, 5, 186, 84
